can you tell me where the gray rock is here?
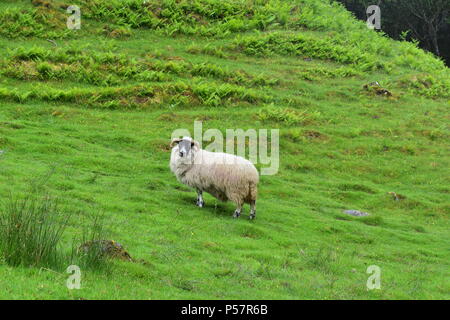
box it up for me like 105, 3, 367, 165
343, 210, 369, 217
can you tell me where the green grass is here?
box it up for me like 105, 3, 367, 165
0, 194, 69, 268
0, 0, 449, 300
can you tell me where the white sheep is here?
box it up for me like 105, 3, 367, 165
170, 136, 259, 219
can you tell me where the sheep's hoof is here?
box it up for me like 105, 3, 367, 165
232, 211, 241, 218
196, 200, 204, 208
249, 214, 256, 220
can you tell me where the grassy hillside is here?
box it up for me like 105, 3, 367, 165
0, 0, 448, 299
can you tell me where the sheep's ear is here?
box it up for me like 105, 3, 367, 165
191, 140, 200, 150
170, 138, 182, 148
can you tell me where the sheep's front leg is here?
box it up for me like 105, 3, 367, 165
232, 203, 242, 218
196, 190, 204, 208
249, 200, 256, 220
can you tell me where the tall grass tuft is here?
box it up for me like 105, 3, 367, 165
69, 214, 112, 272
0, 195, 70, 268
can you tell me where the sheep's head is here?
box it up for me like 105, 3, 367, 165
170, 136, 200, 162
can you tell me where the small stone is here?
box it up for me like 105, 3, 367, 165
363, 81, 392, 97
343, 210, 370, 217
388, 192, 406, 201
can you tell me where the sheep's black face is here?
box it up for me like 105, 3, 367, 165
178, 139, 194, 158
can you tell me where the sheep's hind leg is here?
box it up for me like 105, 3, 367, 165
232, 203, 242, 219
249, 200, 256, 220
196, 190, 204, 208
